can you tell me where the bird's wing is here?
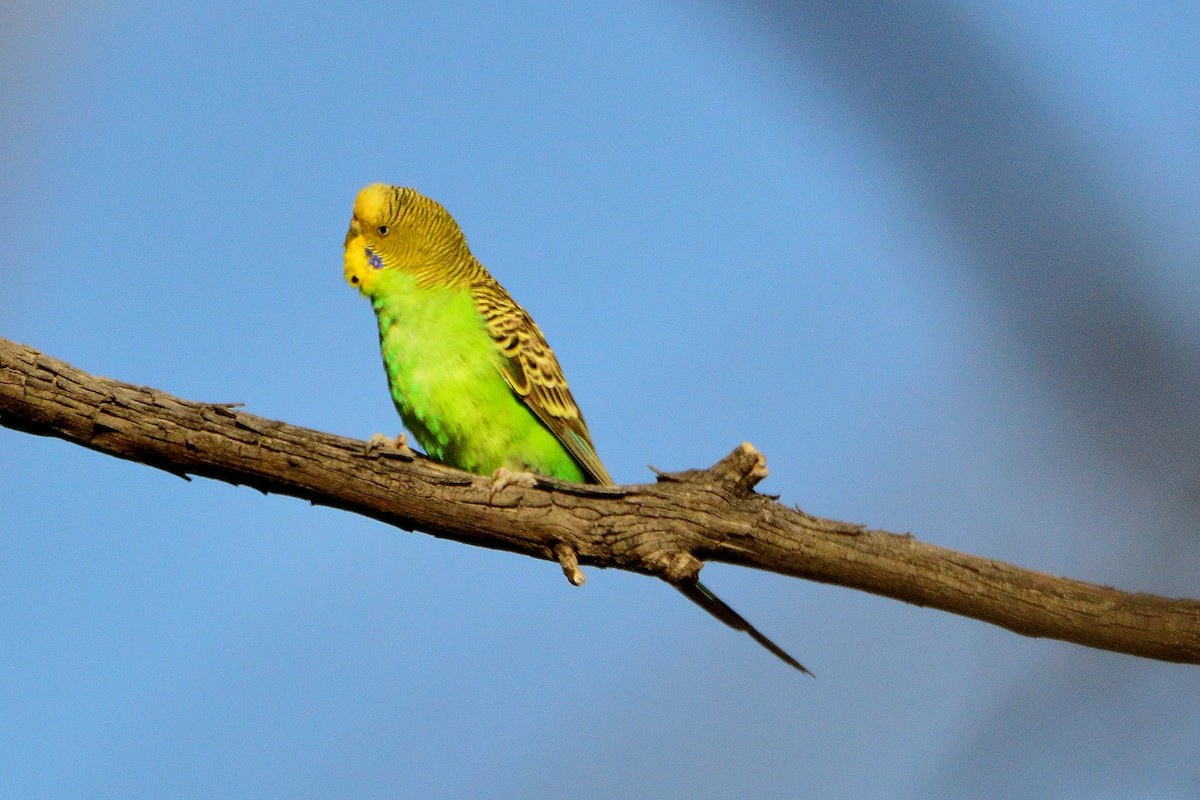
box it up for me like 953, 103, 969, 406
473, 281, 614, 485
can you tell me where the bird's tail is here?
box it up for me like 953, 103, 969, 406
675, 580, 812, 676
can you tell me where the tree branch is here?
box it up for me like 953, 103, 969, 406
3, 335, 1198, 665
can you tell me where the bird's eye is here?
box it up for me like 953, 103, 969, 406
377, 225, 389, 236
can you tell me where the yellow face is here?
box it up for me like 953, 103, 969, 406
342, 183, 466, 295
343, 183, 395, 296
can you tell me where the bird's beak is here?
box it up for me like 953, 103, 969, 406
344, 215, 362, 248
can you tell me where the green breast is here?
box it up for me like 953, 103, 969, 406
370, 272, 586, 482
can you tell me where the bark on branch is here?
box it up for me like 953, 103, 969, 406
2, 335, 1199, 665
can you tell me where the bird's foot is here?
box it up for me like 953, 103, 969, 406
364, 432, 415, 460
488, 467, 539, 501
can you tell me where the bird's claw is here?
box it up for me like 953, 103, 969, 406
364, 432, 415, 459
488, 467, 538, 501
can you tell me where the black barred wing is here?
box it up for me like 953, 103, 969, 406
473, 280, 613, 485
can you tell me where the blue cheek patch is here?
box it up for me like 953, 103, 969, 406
366, 248, 384, 270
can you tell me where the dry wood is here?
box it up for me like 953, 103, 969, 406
2, 335, 1198, 665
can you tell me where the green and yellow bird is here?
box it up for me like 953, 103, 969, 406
344, 183, 809, 674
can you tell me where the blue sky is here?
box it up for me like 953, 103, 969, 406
2, 1, 1198, 797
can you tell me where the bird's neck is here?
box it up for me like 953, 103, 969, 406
394, 249, 485, 291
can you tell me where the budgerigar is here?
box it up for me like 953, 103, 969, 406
343, 183, 809, 674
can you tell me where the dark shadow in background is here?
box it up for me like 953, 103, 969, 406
737, 0, 1199, 796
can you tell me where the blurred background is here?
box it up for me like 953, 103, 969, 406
2, 1, 1198, 797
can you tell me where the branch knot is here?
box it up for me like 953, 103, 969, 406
651, 442, 768, 495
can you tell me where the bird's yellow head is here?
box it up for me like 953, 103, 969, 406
343, 183, 470, 296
